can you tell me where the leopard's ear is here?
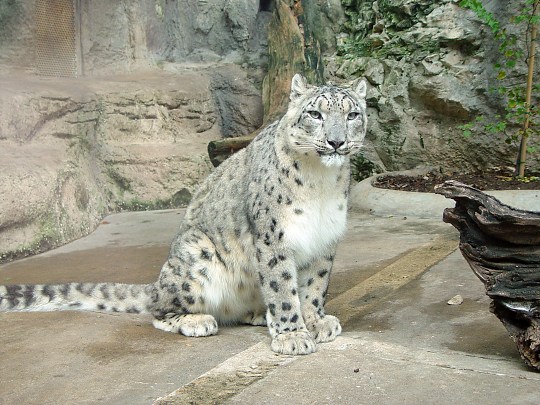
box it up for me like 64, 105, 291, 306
290, 74, 309, 101
351, 78, 367, 99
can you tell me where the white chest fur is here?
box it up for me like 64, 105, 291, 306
283, 191, 347, 267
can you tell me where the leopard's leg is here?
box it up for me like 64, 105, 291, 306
149, 230, 223, 337
241, 310, 267, 326
256, 243, 317, 355
298, 253, 341, 343
151, 227, 265, 336
149, 273, 219, 337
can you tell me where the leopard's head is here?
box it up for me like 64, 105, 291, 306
284, 74, 367, 167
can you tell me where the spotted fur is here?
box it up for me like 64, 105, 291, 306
0, 74, 368, 355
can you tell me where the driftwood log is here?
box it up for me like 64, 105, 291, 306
435, 180, 540, 370
207, 135, 256, 167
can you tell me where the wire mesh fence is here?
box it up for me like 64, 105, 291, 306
34, 0, 78, 77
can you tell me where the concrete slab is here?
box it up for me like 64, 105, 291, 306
0, 313, 266, 404
1, 208, 538, 404
348, 251, 518, 357
159, 250, 539, 405
225, 335, 539, 405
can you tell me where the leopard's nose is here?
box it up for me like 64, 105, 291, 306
327, 140, 345, 150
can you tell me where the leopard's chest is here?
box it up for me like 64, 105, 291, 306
283, 195, 347, 266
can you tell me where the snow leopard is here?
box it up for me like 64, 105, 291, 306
0, 74, 368, 355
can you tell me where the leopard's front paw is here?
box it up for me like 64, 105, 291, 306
306, 315, 342, 343
271, 330, 317, 355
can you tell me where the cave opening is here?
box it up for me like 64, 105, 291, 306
259, 0, 275, 12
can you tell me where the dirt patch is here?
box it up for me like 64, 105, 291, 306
373, 169, 540, 193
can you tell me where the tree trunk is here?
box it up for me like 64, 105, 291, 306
517, 1, 538, 177
208, 0, 325, 167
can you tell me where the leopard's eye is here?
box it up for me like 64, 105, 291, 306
347, 111, 361, 120
307, 110, 322, 120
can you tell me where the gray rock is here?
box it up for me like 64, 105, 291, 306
0, 0, 270, 76
364, 59, 385, 86
409, 74, 480, 120
447, 295, 464, 305
210, 65, 263, 137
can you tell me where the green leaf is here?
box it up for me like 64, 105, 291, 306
496, 121, 507, 131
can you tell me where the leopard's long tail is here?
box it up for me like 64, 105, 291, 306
0, 282, 156, 314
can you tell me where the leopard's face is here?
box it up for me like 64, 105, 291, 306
285, 75, 368, 167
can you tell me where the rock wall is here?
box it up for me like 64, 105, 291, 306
0, 0, 272, 75
0, 0, 538, 262
330, 0, 540, 175
0, 0, 266, 261
0, 71, 204, 259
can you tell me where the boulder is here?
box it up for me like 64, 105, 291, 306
210, 65, 264, 138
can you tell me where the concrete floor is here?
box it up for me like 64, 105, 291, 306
1, 209, 538, 404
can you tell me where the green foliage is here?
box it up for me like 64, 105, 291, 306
106, 167, 133, 193
339, 0, 440, 60
459, 0, 501, 33
116, 195, 191, 212
458, 0, 539, 174
339, 35, 440, 60
351, 153, 381, 181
